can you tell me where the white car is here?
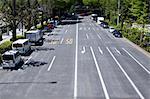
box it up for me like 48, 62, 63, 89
109, 27, 115, 33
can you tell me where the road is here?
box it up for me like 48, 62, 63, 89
0, 16, 149, 99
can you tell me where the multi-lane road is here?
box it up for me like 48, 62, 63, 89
0, 16, 149, 99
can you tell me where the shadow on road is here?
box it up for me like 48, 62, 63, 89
0, 81, 57, 85
32, 47, 55, 52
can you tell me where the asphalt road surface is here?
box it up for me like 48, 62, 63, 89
0, 16, 149, 99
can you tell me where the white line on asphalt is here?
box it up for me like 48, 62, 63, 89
74, 21, 78, 98
79, 27, 82, 30
98, 47, 103, 54
93, 28, 96, 31
97, 34, 102, 40
107, 47, 145, 99
90, 47, 110, 99
86, 34, 89, 39
65, 30, 68, 34
25, 56, 32, 64
47, 56, 56, 71
115, 48, 121, 55
81, 46, 86, 54
60, 38, 64, 44
122, 48, 150, 74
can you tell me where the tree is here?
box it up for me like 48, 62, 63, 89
130, 0, 148, 44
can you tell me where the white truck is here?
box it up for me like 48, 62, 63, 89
12, 39, 31, 54
25, 30, 43, 45
2, 50, 23, 68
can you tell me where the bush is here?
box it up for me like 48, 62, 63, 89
10, 35, 25, 41
0, 41, 12, 63
37, 24, 43, 30
0, 41, 12, 54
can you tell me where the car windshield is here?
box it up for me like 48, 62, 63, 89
13, 44, 23, 48
3, 55, 14, 60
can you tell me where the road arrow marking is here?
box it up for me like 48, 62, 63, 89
81, 46, 86, 54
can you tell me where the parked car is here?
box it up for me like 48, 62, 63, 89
100, 22, 109, 28
109, 26, 115, 33
25, 30, 43, 45
12, 39, 31, 55
2, 50, 23, 68
112, 30, 122, 38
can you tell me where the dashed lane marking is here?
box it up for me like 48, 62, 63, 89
47, 56, 56, 71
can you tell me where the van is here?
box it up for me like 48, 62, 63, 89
25, 30, 43, 45
2, 50, 23, 68
12, 39, 31, 54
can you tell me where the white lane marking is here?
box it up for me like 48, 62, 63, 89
98, 47, 103, 54
86, 34, 89, 39
47, 56, 56, 71
65, 30, 68, 34
79, 27, 82, 30
81, 46, 86, 54
90, 47, 110, 99
122, 48, 150, 74
60, 38, 64, 44
107, 33, 114, 39
115, 48, 121, 55
25, 56, 32, 64
74, 21, 78, 98
93, 28, 96, 31
97, 34, 102, 40
107, 47, 145, 99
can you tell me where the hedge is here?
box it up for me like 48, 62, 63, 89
10, 35, 25, 41
0, 41, 12, 63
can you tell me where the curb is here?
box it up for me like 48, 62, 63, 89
123, 37, 150, 58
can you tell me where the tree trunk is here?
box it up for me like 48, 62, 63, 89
140, 24, 145, 45
12, 20, 16, 41
12, 0, 16, 41
0, 30, 2, 41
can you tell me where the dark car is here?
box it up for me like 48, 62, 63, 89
100, 22, 109, 28
112, 30, 122, 38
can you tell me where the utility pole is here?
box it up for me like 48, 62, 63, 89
117, 0, 120, 26
12, 0, 16, 41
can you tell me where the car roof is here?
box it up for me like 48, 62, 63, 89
26, 30, 40, 33
3, 50, 18, 55
13, 39, 29, 44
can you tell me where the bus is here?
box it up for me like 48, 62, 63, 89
12, 39, 31, 54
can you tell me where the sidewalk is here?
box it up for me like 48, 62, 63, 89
0, 28, 26, 45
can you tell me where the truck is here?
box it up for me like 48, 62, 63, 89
25, 30, 43, 45
12, 39, 31, 54
2, 50, 23, 69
